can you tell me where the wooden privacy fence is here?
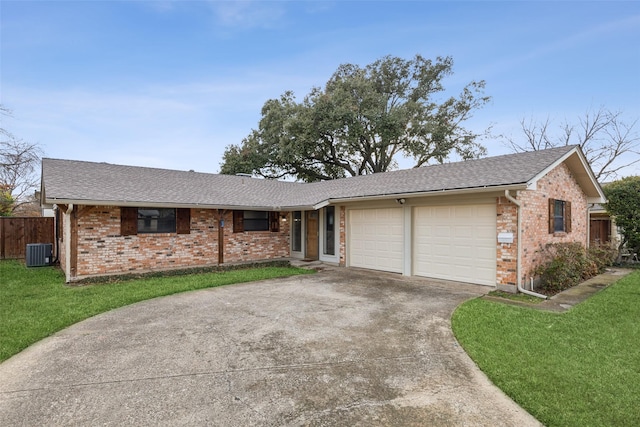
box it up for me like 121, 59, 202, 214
0, 217, 55, 260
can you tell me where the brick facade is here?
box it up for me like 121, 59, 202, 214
495, 163, 588, 291
222, 211, 290, 263
63, 206, 290, 280
339, 206, 346, 267
496, 197, 518, 287
519, 163, 588, 279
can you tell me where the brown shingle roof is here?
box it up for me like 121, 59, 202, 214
42, 145, 591, 209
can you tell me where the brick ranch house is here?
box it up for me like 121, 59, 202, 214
40, 145, 604, 292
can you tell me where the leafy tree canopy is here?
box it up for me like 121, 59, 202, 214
603, 176, 640, 256
0, 186, 14, 217
220, 55, 491, 182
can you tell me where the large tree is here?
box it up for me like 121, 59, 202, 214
1, 106, 43, 215
504, 107, 639, 182
220, 55, 491, 182
603, 176, 640, 261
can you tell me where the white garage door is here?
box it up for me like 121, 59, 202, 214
349, 208, 404, 273
414, 204, 496, 286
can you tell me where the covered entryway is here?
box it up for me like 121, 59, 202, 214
348, 208, 404, 273
413, 204, 496, 286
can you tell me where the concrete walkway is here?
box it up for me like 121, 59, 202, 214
483, 267, 633, 312
0, 267, 541, 426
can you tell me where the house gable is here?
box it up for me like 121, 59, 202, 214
526, 147, 604, 203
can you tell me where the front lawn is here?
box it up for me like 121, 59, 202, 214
0, 260, 312, 363
452, 271, 640, 427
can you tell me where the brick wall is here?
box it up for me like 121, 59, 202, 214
70, 206, 290, 279
223, 211, 290, 263
496, 197, 518, 287
339, 206, 346, 266
495, 163, 588, 290
519, 163, 587, 280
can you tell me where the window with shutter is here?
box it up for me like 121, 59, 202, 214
138, 208, 176, 233
548, 198, 570, 233
233, 210, 273, 232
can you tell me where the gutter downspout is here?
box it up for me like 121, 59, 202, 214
64, 204, 74, 283
52, 205, 60, 265
504, 190, 547, 299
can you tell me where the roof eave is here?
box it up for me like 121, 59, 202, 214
44, 198, 292, 212
528, 146, 606, 202
312, 183, 529, 209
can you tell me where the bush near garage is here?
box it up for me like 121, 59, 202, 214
532, 242, 617, 295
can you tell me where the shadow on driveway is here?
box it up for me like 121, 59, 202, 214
0, 267, 541, 426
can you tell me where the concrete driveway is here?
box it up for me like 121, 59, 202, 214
0, 267, 541, 426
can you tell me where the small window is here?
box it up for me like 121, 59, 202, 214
138, 208, 176, 234
549, 198, 572, 233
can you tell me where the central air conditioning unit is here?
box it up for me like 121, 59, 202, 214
26, 243, 53, 267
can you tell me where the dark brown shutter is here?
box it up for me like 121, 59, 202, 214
176, 208, 191, 234
233, 210, 244, 233
548, 198, 555, 234
565, 201, 572, 233
121, 207, 137, 236
270, 211, 280, 232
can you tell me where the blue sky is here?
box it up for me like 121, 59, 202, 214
2, 1, 639, 176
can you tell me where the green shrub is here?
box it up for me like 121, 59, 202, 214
588, 242, 618, 271
532, 242, 615, 295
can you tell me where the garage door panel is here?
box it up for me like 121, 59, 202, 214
414, 204, 496, 286
349, 208, 403, 273
476, 247, 496, 260
454, 225, 472, 237
435, 227, 452, 238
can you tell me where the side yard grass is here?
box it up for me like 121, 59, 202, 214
452, 271, 640, 427
0, 260, 312, 363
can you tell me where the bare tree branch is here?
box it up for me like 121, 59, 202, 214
1, 105, 44, 215
503, 106, 640, 181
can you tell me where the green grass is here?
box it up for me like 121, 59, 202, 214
487, 290, 544, 303
0, 260, 312, 363
452, 271, 640, 427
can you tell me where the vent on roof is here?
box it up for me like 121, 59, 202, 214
236, 173, 252, 177
26, 243, 53, 267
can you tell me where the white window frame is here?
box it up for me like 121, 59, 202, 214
290, 210, 306, 259
319, 206, 340, 263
